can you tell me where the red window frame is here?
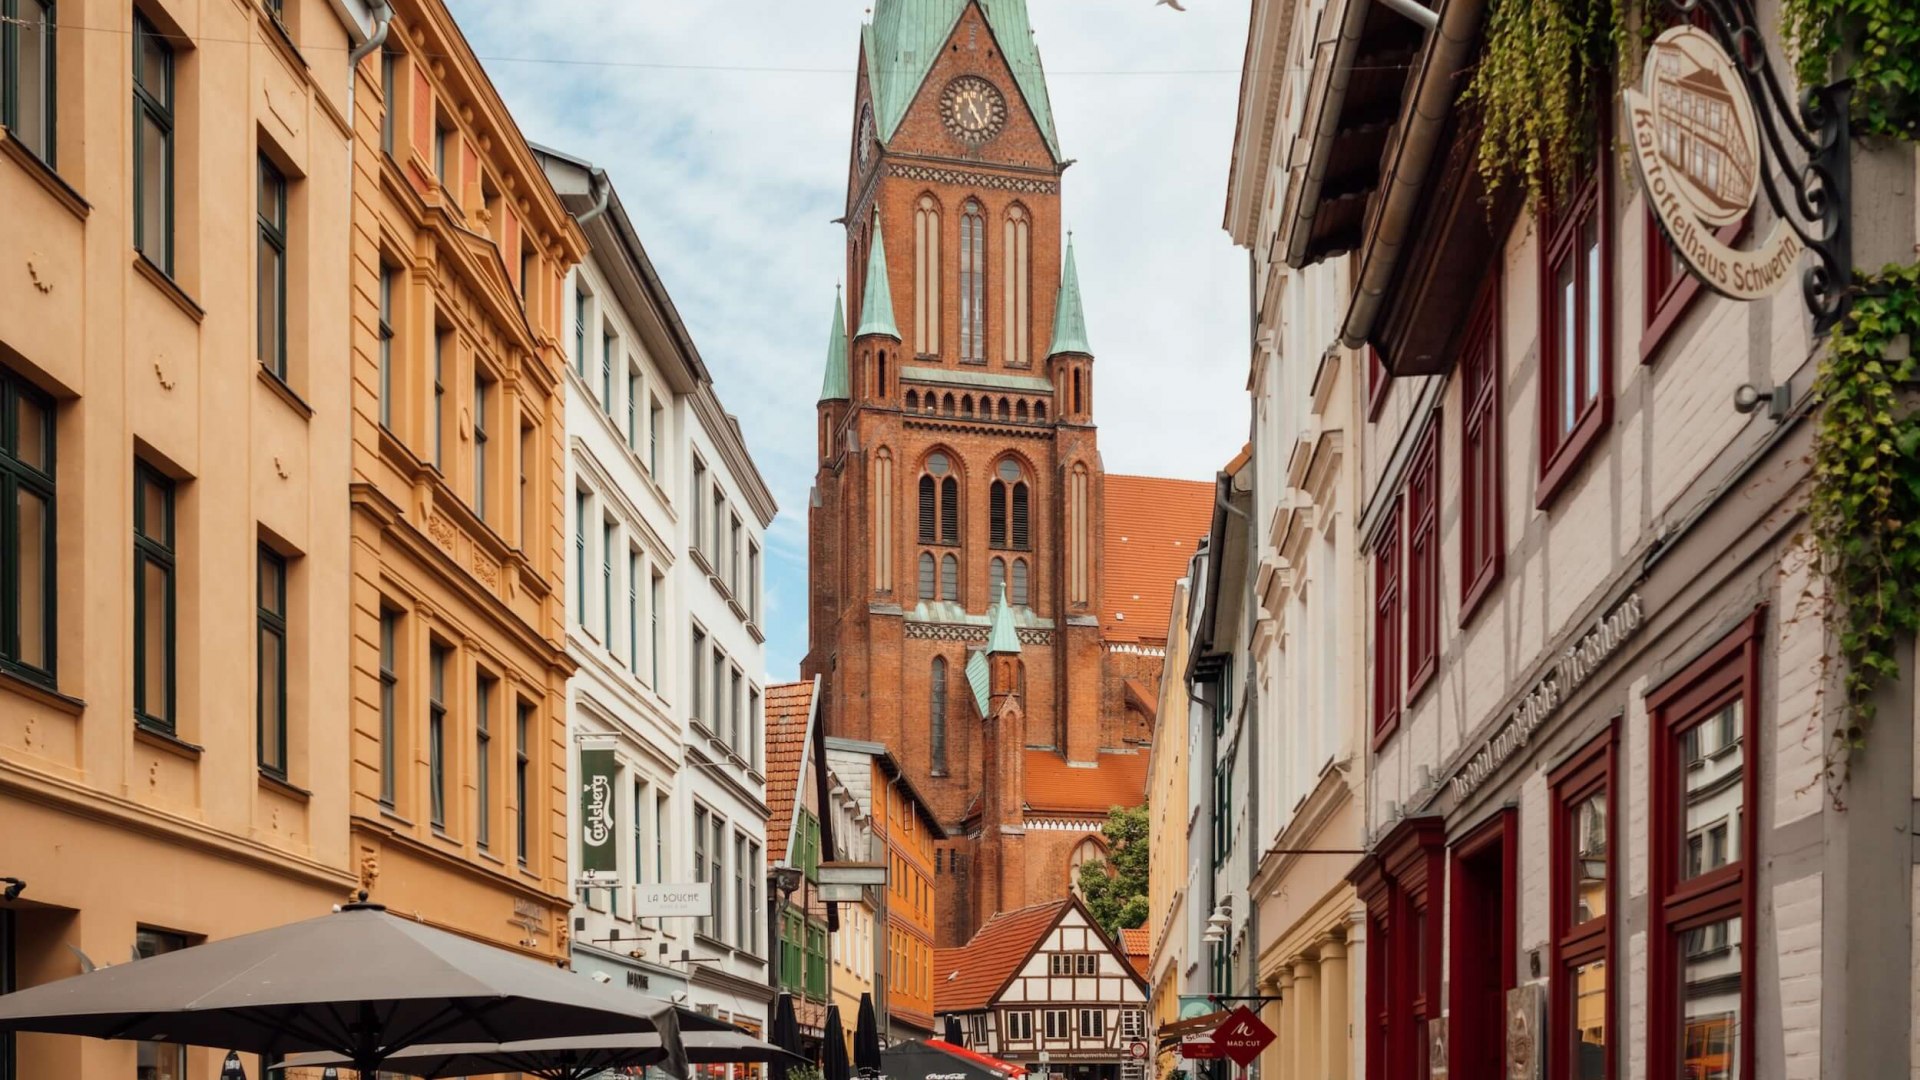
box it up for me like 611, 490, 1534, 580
1367, 345, 1390, 421
1648, 610, 1763, 1080
1551, 726, 1618, 1080
1536, 151, 1613, 508
1371, 500, 1402, 748
1352, 818, 1445, 1080
1447, 809, 1517, 1080
1405, 422, 1439, 700
1458, 282, 1503, 621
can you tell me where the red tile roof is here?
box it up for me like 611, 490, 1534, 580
1023, 749, 1149, 815
934, 900, 1070, 1012
1120, 928, 1151, 978
1102, 474, 1216, 645
764, 680, 814, 862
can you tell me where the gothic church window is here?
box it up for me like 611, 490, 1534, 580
915, 196, 941, 355
940, 554, 958, 602
1012, 558, 1030, 606
930, 656, 949, 774
918, 552, 936, 600
989, 459, 1029, 551
990, 556, 1006, 602
1004, 205, 1031, 366
959, 200, 986, 364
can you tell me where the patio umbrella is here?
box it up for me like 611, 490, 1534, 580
276, 1028, 802, 1080
821, 1005, 852, 1080
853, 993, 882, 1075
882, 1040, 1026, 1080
0, 901, 715, 1078
769, 992, 803, 1080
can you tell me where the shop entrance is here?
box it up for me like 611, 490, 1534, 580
1448, 810, 1517, 1079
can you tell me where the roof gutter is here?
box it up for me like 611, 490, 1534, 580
1283, 0, 1376, 267
1339, 0, 1487, 347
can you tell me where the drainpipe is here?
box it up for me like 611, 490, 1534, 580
344, 2, 392, 192
575, 168, 613, 227
1340, 0, 1489, 347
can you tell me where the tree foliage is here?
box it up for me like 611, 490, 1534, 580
1078, 804, 1150, 938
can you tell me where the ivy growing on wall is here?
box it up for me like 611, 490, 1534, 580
1463, 0, 1630, 203
1785, 0, 1920, 139
1809, 265, 1920, 773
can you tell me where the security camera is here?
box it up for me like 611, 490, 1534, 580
591, 971, 613, 984
1, 878, 24, 902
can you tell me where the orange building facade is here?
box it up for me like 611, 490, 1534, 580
343, 0, 585, 958
802, 0, 1212, 949
0, 0, 375, 1075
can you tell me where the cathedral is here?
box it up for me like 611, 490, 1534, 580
802, 0, 1216, 948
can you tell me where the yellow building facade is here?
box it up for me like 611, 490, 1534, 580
0, 0, 372, 1074
344, 0, 585, 957
1145, 578, 1194, 1080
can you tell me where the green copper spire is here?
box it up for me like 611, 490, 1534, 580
855, 219, 901, 340
987, 584, 1022, 655
863, 0, 1062, 161
819, 289, 850, 402
1048, 236, 1091, 356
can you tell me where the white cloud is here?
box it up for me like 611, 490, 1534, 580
452, 0, 1252, 679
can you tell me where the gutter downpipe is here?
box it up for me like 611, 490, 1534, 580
576, 167, 613, 227
345, 1, 391, 323
1237, 439, 1261, 1016
1339, 0, 1488, 347
1285, 0, 1377, 267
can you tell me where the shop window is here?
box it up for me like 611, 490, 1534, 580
1552, 728, 1616, 1080
1405, 423, 1439, 698
1649, 611, 1761, 1080
1459, 284, 1503, 619
1449, 810, 1517, 1080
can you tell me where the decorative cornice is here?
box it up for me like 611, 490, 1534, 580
886, 162, 1059, 195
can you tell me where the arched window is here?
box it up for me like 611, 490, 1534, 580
990, 459, 1030, 551
1036, 401, 1047, 422
998, 398, 1011, 421
930, 656, 949, 774
962, 396, 975, 417
1072, 367, 1083, 415
919, 452, 960, 545
959, 200, 986, 363
1068, 462, 1091, 604
917, 552, 936, 600
942, 393, 955, 415
1012, 558, 1030, 606
940, 554, 959, 601
905, 390, 920, 411
1004, 205, 1031, 366
914, 196, 941, 355
989, 557, 1007, 602
1068, 836, 1108, 894
876, 351, 888, 399
1016, 399, 1029, 423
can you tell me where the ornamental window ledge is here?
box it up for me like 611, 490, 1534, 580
1285, 426, 1320, 490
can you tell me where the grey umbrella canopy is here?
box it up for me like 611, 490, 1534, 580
822, 1005, 852, 1080
276, 1028, 802, 1080
0, 902, 716, 1076
853, 994, 882, 1075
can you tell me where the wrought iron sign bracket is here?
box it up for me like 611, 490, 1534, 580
1670, 0, 1853, 332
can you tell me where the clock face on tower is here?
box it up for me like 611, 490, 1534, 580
940, 76, 1008, 145
857, 104, 876, 170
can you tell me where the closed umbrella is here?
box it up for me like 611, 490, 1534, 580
943, 1016, 964, 1046
821, 1006, 851, 1080
276, 1028, 802, 1080
853, 993, 882, 1075
769, 993, 803, 1080
0, 900, 716, 1078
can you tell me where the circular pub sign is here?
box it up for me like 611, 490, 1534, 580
1623, 26, 1804, 299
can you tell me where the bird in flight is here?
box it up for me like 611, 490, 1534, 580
1157, 0, 1187, 9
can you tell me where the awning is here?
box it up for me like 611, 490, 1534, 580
1155, 1011, 1233, 1047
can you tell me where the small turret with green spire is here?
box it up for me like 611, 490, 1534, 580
855, 219, 901, 341
819, 288, 850, 403
1048, 235, 1091, 357
987, 584, 1022, 655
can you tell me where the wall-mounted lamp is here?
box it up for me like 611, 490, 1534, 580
1733, 382, 1790, 422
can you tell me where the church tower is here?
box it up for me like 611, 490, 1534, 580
806, 0, 1194, 948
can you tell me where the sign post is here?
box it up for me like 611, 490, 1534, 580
1210, 1007, 1276, 1068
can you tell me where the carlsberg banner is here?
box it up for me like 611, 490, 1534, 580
579, 747, 618, 879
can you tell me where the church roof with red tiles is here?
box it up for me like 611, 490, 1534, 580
1101, 474, 1216, 645
1022, 749, 1149, 815
764, 680, 815, 862
934, 899, 1071, 1013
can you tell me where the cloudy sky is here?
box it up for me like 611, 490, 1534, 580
451, 0, 1253, 678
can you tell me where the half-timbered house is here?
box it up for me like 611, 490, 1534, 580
934, 895, 1149, 1080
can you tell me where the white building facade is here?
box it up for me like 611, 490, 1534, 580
540, 148, 777, 1043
